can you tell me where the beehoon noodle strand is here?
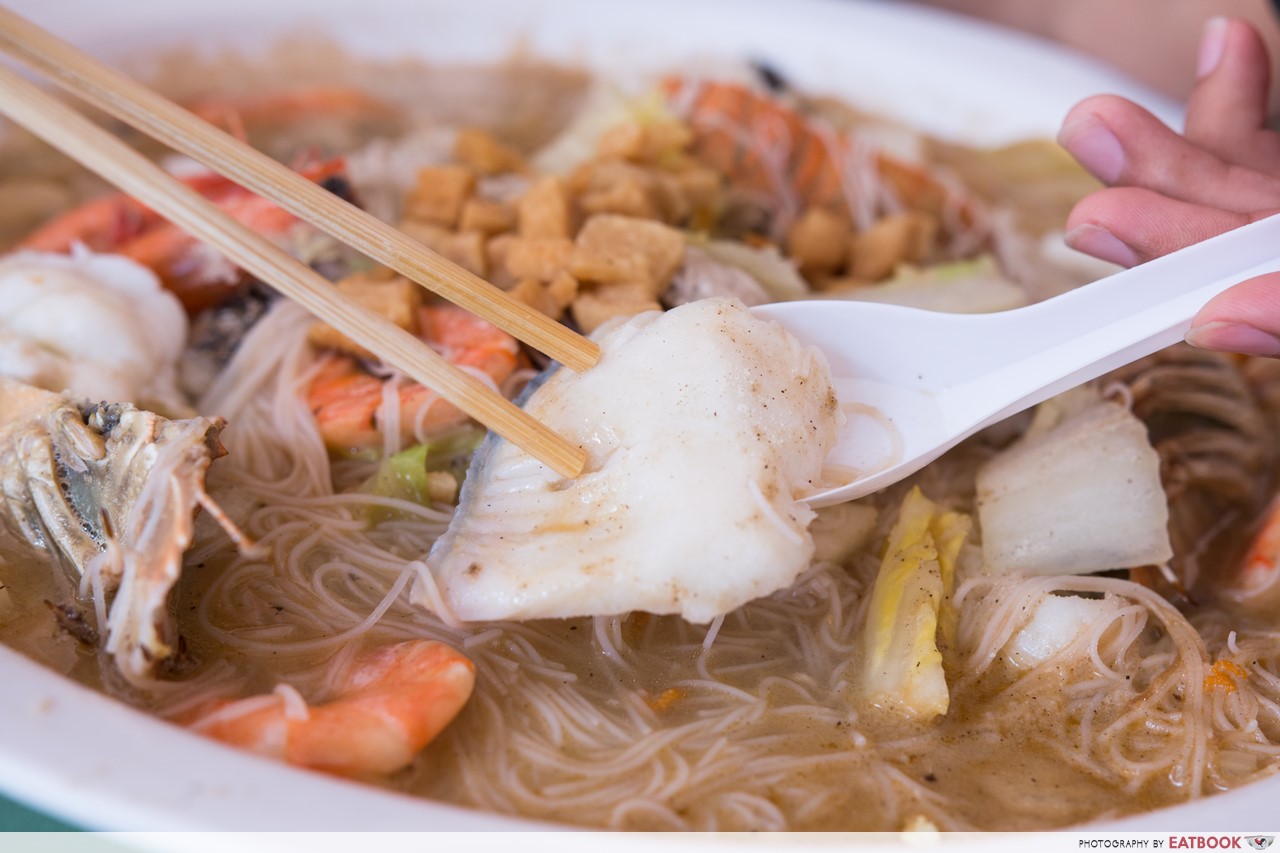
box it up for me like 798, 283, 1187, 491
151, 295, 1280, 831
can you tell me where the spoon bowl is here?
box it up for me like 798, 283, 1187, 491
754, 214, 1280, 507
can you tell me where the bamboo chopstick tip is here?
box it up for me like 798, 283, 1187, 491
561, 340, 602, 374
548, 444, 588, 480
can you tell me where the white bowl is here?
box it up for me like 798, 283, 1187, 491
4, 0, 1264, 838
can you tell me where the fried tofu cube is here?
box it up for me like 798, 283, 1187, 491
505, 237, 575, 282
426, 471, 460, 505
675, 167, 722, 207
647, 120, 694, 158
307, 272, 422, 358
648, 171, 692, 224
787, 207, 853, 277
570, 282, 662, 334
546, 270, 580, 312
508, 278, 561, 318
453, 128, 526, 175
571, 160, 689, 224
847, 211, 938, 281
402, 220, 448, 245
444, 230, 489, 278
577, 164, 661, 220
404, 164, 476, 228
596, 122, 647, 162
568, 214, 685, 296
518, 176, 573, 239
597, 119, 694, 165
485, 233, 518, 288
675, 166, 723, 231
459, 197, 517, 236
400, 220, 488, 277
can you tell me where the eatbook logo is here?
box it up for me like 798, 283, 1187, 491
1246, 838, 1274, 851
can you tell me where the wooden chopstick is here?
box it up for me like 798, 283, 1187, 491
0, 7, 600, 375
0, 61, 586, 479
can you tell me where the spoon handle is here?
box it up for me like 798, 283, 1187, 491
946, 214, 1280, 430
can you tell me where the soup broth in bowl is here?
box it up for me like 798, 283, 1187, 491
2, 0, 1276, 835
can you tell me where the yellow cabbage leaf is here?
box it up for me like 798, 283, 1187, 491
858, 486, 971, 721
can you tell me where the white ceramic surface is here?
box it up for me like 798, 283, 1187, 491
3, 0, 1267, 838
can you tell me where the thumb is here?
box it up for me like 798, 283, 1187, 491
1186, 272, 1280, 357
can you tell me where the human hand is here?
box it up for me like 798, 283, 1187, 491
1057, 17, 1280, 356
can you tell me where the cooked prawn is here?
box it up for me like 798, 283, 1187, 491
184, 639, 475, 778
18, 170, 236, 254
663, 78, 846, 214
307, 303, 523, 454
660, 78, 982, 242
1235, 494, 1280, 609
19, 158, 347, 313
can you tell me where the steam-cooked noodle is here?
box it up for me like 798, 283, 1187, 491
157, 306, 1280, 828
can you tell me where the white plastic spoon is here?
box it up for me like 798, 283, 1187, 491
753, 214, 1280, 507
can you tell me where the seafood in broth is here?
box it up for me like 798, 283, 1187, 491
3, 39, 1280, 834
0, 378, 225, 685
426, 298, 840, 623
18, 159, 352, 314
183, 639, 475, 778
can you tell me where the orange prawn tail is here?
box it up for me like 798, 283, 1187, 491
18, 194, 154, 254
1235, 493, 1280, 607
283, 640, 475, 777
80, 157, 348, 313
308, 304, 523, 454
661, 77, 848, 216
661, 77, 984, 243
16, 170, 257, 254
187, 640, 475, 778
306, 356, 388, 454
419, 303, 521, 379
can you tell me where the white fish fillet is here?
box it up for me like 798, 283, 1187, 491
421, 297, 842, 623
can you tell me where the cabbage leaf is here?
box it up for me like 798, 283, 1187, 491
835, 254, 1026, 313
696, 238, 811, 302
359, 428, 483, 520
976, 399, 1171, 576
858, 486, 971, 721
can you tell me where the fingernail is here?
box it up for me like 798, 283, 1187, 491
1197, 17, 1228, 79
1064, 224, 1138, 267
1057, 114, 1125, 184
1186, 321, 1280, 356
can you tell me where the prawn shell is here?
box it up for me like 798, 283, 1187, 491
185, 639, 475, 778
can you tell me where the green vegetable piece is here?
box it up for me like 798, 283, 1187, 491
358, 428, 483, 521
364, 443, 432, 505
